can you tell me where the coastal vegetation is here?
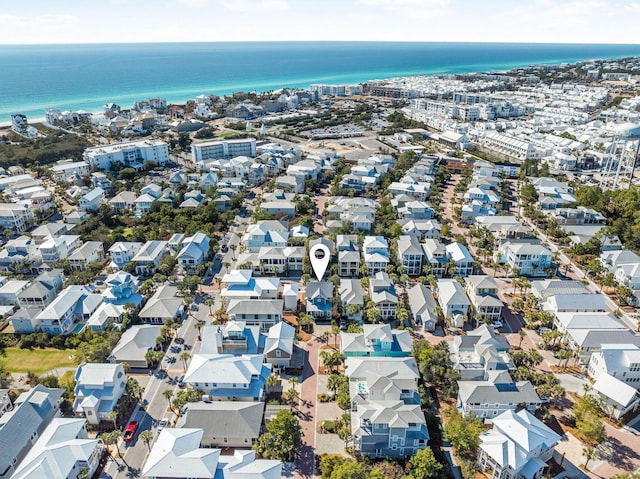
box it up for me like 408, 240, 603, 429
0, 131, 90, 168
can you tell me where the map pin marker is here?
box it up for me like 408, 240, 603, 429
309, 243, 330, 281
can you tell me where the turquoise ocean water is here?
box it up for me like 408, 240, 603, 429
1, 41, 640, 123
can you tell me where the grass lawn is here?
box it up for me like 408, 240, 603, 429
0, 348, 77, 375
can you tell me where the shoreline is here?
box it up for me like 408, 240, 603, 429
2, 51, 638, 128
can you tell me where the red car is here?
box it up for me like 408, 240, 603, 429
123, 420, 139, 442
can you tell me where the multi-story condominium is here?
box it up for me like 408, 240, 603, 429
83, 139, 169, 170
477, 410, 561, 479
73, 363, 126, 425
494, 241, 553, 277
192, 139, 257, 164
464, 275, 503, 322
346, 357, 428, 459
0, 203, 33, 233
397, 235, 423, 276
0, 385, 63, 479
482, 132, 538, 161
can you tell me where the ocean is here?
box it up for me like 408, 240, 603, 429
1, 41, 640, 124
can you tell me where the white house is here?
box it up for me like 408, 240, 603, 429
176, 231, 210, 274
79, 187, 105, 212
72, 363, 126, 425
362, 236, 389, 275
437, 278, 471, 328
477, 409, 561, 479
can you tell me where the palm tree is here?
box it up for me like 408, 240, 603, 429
179, 352, 191, 371
204, 298, 215, 315
583, 447, 596, 470
518, 329, 526, 348
162, 389, 176, 414
193, 321, 203, 341
266, 374, 279, 394
140, 429, 154, 452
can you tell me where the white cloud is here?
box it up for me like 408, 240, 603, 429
178, 0, 210, 7
0, 14, 81, 43
357, 0, 449, 6
221, 0, 288, 13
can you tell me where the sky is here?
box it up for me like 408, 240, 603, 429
1, 0, 639, 45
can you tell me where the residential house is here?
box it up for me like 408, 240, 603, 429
369, 272, 398, 320
108, 241, 143, 269
138, 285, 183, 324
0, 280, 28, 306
339, 278, 364, 322
184, 354, 271, 401
587, 344, 640, 386
0, 385, 64, 479
221, 270, 279, 302
340, 324, 412, 357
16, 280, 57, 309
73, 363, 126, 425
109, 191, 136, 213
464, 275, 503, 322
345, 357, 428, 459
437, 279, 471, 328
132, 240, 167, 276
226, 299, 283, 331
0, 235, 38, 271
306, 281, 334, 320
337, 235, 360, 277
422, 238, 448, 277
397, 235, 424, 276
37, 285, 102, 335
477, 409, 561, 479
0, 390, 11, 417
242, 220, 289, 253
450, 325, 514, 381
135, 193, 156, 214
457, 379, 541, 419
264, 321, 295, 368
10, 418, 102, 479
615, 262, 640, 290
51, 161, 90, 181
592, 374, 640, 419
446, 242, 475, 277
407, 284, 438, 332
68, 241, 104, 271
362, 236, 389, 276
79, 187, 105, 212
530, 279, 590, 300
177, 231, 210, 274
109, 325, 162, 368
495, 241, 553, 277
142, 428, 219, 479
176, 402, 264, 448
214, 449, 282, 479
38, 234, 80, 264
541, 293, 607, 314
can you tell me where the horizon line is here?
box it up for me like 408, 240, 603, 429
2, 40, 640, 47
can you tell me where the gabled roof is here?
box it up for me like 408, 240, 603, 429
184, 354, 264, 385
265, 321, 295, 356
593, 373, 639, 408
177, 401, 264, 440
143, 428, 219, 478
480, 409, 561, 472
110, 325, 162, 363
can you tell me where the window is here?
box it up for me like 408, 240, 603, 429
276, 350, 281, 357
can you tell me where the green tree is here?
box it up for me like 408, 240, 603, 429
179, 351, 191, 371
443, 407, 484, 460
583, 446, 597, 470
139, 429, 154, 452
253, 409, 301, 461
408, 447, 443, 479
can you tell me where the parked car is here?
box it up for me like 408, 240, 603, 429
123, 420, 139, 442
157, 418, 169, 433
491, 321, 503, 328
